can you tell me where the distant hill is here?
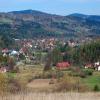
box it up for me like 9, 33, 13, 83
0, 10, 100, 39
68, 13, 88, 18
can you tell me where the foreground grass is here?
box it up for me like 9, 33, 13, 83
82, 71, 100, 90
0, 92, 100, 100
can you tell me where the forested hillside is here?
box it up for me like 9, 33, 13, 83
0, 10, 100, 40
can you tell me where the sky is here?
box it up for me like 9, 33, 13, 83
0, 0, 100, 15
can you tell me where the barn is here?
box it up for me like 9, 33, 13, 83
56, 62, 70, 69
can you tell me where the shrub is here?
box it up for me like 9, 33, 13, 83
93, 85, 100, 92
55, 75, 89, 92
42, 71, 53, 79
68, 67, 86, 78
11, 67, 19, 73
79, 72, 86, 78
34, 72, 52, 79
19, 53, 25, 60
68, 67, 94, 78
82, 69, 93, 76
56, 71, 64, 79
68, 71, 80, 77
0, 73, 8, 94
8, 78, 22, 93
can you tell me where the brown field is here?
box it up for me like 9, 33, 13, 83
27, 79, 57, 92
0, 93, 100, 100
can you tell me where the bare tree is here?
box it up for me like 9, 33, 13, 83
44, 52, 52, 71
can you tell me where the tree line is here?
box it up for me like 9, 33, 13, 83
44, 39, 100, 70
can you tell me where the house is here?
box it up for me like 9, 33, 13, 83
3, 53, 7, 57
94, 62, 100, 71
2, 48, 8, 53
56, 62, 70, 69
0, 67, 7, 73
19, 47, 28, 54
68, 40, 76, 47
84, 62, 100, 71
10, 50, 19, 55
84, 64, 93, 69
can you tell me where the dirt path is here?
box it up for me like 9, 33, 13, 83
27, 79, 56, 92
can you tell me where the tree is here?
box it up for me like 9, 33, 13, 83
8, 57, 15, 71
72, 40, 100, 65
44, 52, 52, 71
51, 47, 63, 66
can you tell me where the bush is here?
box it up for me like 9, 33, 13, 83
68, 67, 86, 78
69, 67, 79, 76
34, 72, 52, 79
0, 74, 28, 94
79, 72, 86, 78
68, 71, 80, 77
43, 72, 52, 79
68, 67, 93, 78
56, 71, 64, 79
0, 73, 8, 94
8, 78, 22, 93
10, 67, 19, 73
55, 74, 89, 92
93, 85, 100, 92
82, 69, 93, 76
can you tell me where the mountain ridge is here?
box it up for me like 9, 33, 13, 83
0, 9, 100, 39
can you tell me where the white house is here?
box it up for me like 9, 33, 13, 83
10, 50, 19, 55
94, 61, 100, 71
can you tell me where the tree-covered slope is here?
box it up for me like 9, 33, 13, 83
0, 10, 100, 39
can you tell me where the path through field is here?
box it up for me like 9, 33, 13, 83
27, 79, 56, 92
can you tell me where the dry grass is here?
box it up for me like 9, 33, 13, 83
15, 64, 44, 85
0, 92, 100, 100
27, 79, 57, 92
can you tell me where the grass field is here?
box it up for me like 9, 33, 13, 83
82, 71, 100, 90
5, 64, 100, 92
0, 64, 100, 100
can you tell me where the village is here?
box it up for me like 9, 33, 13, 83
0, 37, 100, 94
0, 37, 99, 73
0, 0, 100, 99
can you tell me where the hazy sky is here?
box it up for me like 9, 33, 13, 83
0, 0, 100, 15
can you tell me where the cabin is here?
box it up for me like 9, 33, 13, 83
56, 62, 70, 69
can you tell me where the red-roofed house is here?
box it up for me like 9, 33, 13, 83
2, 48, 8, 53
56, 62, 70, 69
